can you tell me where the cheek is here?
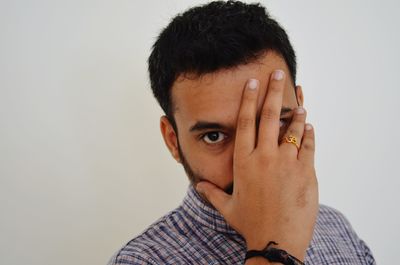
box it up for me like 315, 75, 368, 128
180, 137, 234, 188
204, 150, 234, 188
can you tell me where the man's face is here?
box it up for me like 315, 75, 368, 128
161, 51, 303, 192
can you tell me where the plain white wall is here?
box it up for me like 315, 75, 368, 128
1, 0, 398, 264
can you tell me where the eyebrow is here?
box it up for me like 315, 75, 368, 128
189, 107, 293, 132
189, 121, 232, 132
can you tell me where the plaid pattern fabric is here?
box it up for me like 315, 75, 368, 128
108, 186, 376, 264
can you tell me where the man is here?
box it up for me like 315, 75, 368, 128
109, 1, 375, 264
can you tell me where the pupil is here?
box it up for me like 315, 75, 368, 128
208, 132, 219, 141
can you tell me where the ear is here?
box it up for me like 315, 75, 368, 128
295, 85, 304, 107
160, 116, 181, 163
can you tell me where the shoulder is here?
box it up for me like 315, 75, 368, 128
315, 204, 360, 242
107, 207, 191, 265
317, 204, 353, 227
307, 204, 376, 264
107, 230, 165, 265
108, 252, 157, 265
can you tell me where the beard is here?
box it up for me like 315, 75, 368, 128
177, 142, 234, 195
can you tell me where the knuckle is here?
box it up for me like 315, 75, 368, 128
237, 117, 254, 130
243, 90, 257, 101
291, 115, 306, 126
269, 82, 283, 93
258, 150, 276, 161
261, 108, 279, 121
286, 128, 299, 137
306, 128, 315, 138
294, 111, 307, 121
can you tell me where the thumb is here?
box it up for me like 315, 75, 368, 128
196, 181, 230, 215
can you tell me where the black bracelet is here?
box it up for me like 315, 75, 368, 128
245, 241, 304, 265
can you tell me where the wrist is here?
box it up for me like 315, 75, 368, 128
244, 257, 272, 264
245, 241, 305, 265
245, 240, 306, 263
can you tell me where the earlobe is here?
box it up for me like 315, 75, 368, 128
160, 116, 181, 163
295, 85, 304, 106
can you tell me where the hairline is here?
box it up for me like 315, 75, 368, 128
166, 49, 297, 131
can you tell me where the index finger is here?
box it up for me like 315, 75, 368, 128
233, 78, 260, 161
257, 70, 285, 151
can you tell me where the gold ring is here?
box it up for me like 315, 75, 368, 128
282, 135, 300, 150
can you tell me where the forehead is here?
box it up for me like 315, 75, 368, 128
171, 51, 296, 130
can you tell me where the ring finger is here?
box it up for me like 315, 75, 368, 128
279, 106, 307, 157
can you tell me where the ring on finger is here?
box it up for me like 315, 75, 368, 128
282, 135, 300, 150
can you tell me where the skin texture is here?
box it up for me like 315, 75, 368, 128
161, 51, 303, 188
160, 51, 318, 263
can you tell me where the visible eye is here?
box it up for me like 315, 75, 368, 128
280, 118, 289, 128
202, 131, 226, 144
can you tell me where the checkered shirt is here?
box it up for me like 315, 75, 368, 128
108, 186, 376, 264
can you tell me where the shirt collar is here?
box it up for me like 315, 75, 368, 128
181, 185, 239, 235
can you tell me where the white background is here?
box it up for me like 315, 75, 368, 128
1, 0, 399, 264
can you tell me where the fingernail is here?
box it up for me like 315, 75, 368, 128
272, 70, 284, 81
248, 79, 259, 90
296, 106, 305, 114
305, 123, 313, 130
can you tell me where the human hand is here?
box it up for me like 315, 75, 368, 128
195, 70, 318, 261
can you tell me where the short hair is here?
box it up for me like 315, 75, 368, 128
148, 0, 296, 124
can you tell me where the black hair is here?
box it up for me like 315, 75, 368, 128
148, 0, 296, 126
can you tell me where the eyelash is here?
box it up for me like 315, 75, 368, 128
280, 117, 291, 128
201, 131, 227, 145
